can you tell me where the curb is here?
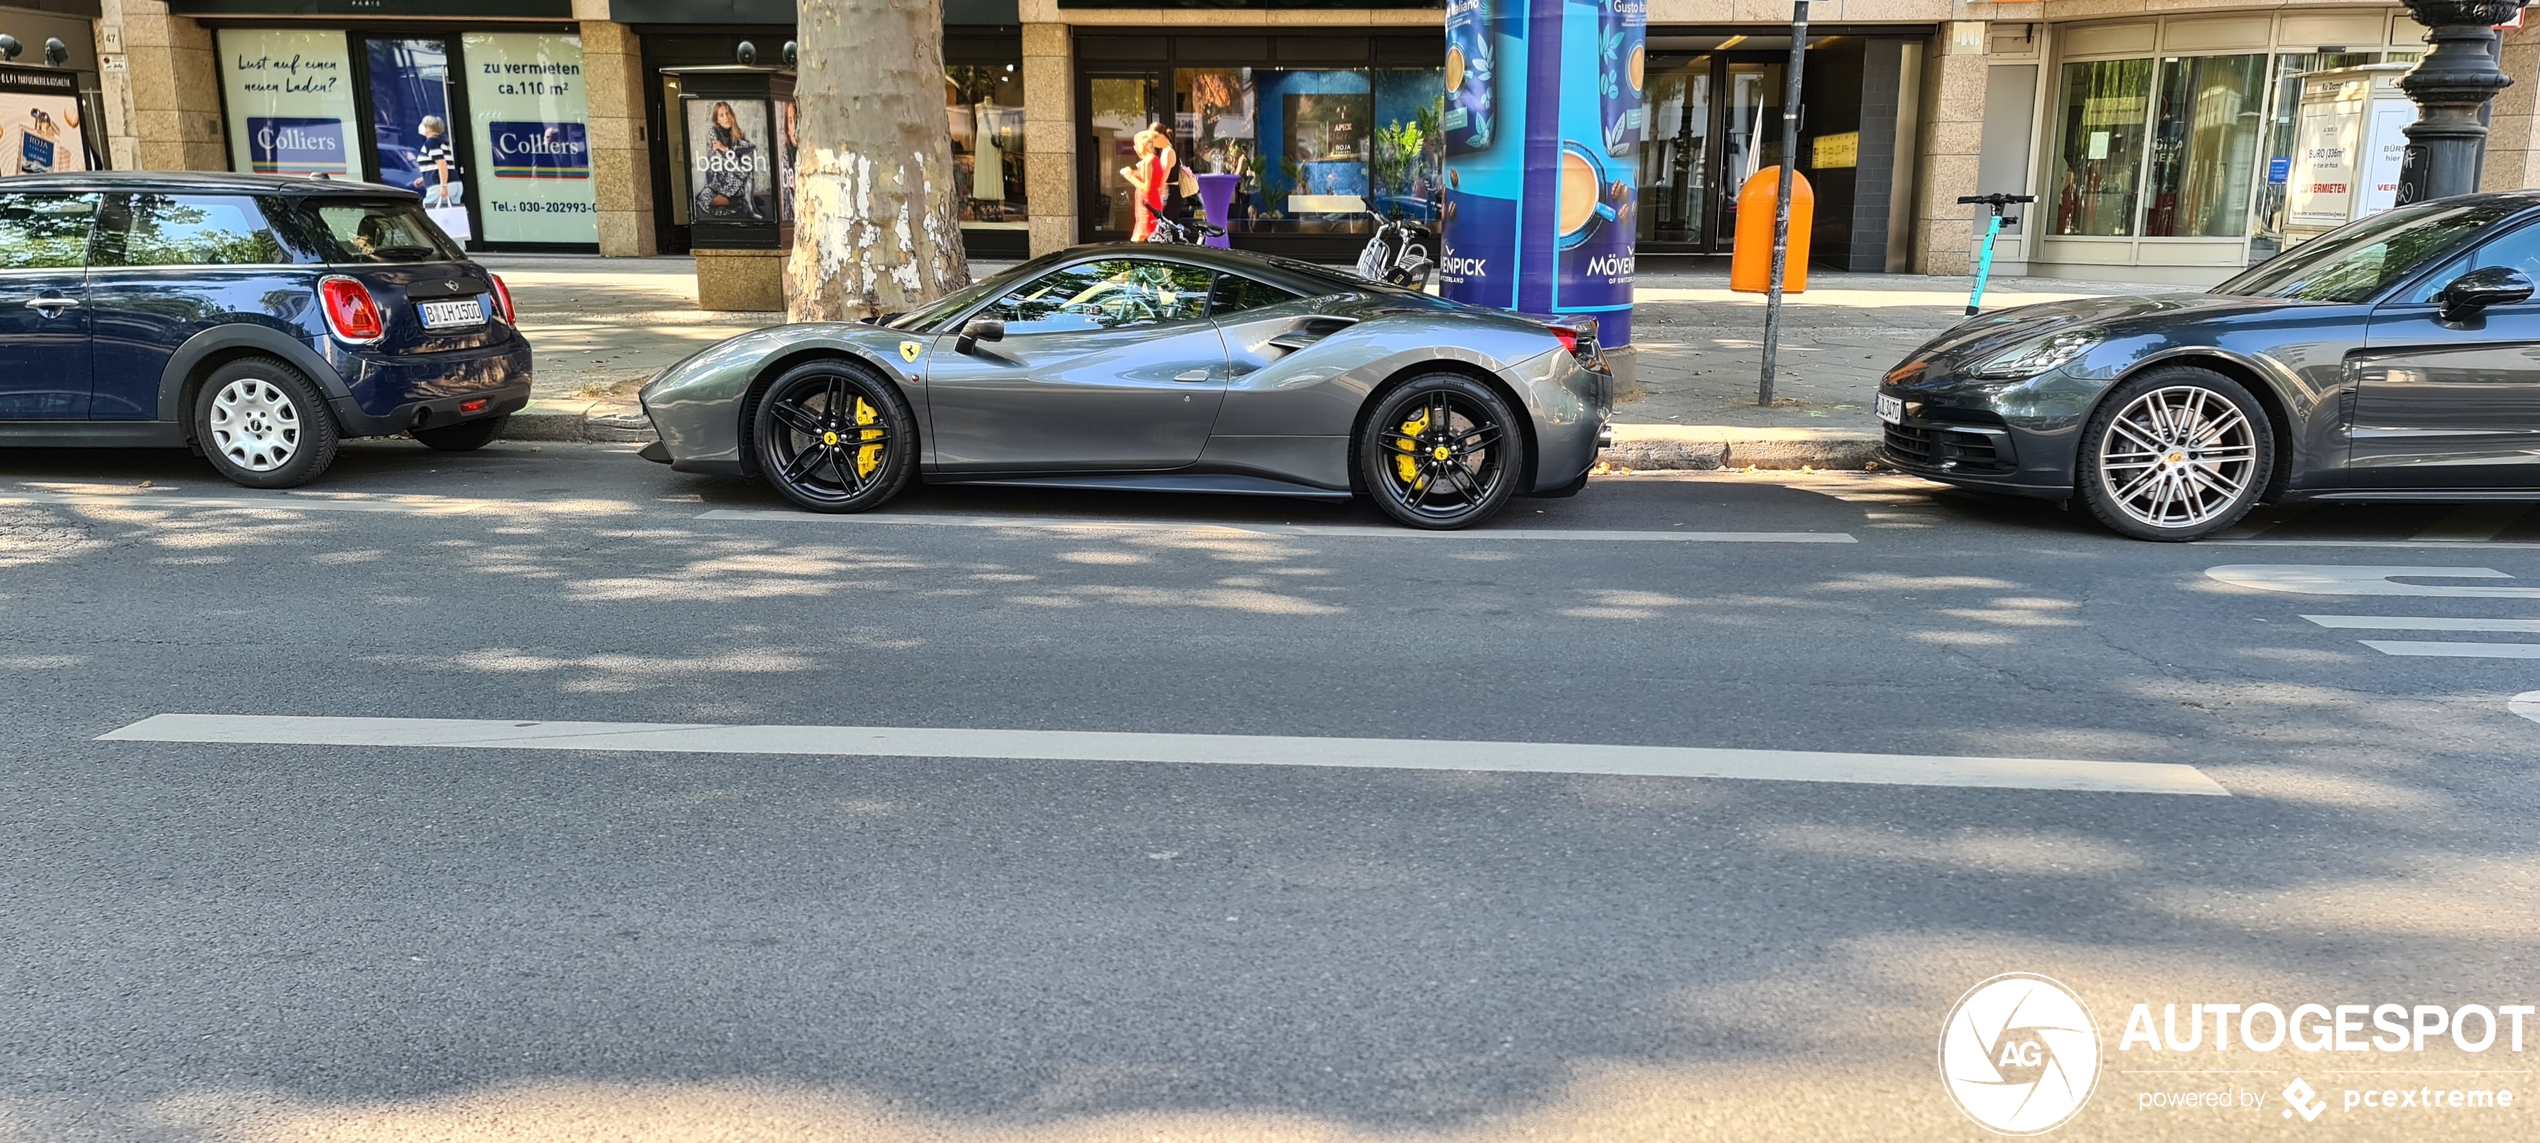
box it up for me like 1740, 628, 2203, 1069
503, 402, 1885, 470
1603, 425, 1882, 472
507, 400, 655, 444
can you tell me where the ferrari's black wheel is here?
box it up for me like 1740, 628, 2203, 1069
751, 359, 916, 513
1358, 374, 1525, 530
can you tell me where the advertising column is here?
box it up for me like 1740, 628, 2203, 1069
1440, 0, 1642, 346
463, 33, 598, 246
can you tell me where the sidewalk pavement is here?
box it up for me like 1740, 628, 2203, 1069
478, 252, 2143, 468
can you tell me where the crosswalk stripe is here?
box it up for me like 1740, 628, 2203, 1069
2357, 640, 2540, 659
98, 714, 2227, 796
693, 509, 1857, 543
2303, 615, 2540, 633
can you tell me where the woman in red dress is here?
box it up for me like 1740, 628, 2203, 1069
1122, 129, 1166, 240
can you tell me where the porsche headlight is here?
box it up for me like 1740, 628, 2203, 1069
1969, 329, 2102, 379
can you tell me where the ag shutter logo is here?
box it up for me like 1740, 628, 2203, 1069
1940, 973, 2103, 1135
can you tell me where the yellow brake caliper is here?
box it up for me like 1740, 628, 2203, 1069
1393, 411, 1429, 487
853, 397, 885, 478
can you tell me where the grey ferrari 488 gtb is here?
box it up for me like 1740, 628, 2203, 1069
637, 244, 1613, 529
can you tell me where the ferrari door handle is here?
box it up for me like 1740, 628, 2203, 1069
23, 296, 78, 317
1173, 368, 1211, 383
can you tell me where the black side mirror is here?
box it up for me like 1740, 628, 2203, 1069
955, 317, 1005, 356
2438, 265, 2535, 322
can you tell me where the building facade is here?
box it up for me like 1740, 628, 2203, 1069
16, 0, 2535, 281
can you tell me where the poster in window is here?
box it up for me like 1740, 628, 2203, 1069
217, 29, 358, 180
463, 33, 597, 245
685, 97, 774, 222
0, 92, 84, 176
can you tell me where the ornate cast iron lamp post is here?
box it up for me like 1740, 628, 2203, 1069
2396, 0, 2530, 202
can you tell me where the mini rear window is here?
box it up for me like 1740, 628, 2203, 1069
294, 199, 465, 264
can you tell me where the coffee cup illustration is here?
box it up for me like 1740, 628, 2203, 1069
1556, 142, 1618, 249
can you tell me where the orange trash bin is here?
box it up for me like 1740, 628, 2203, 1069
1729, 167, 1813, 294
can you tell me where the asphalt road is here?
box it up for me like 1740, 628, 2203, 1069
5, 441, 2536, 1142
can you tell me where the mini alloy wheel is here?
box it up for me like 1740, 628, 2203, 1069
1359, 375, 1525, 529
2077, 368, 2273, 542
191, 357, 338, 489
752, 360, 916, 513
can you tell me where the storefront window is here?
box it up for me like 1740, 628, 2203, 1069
1370, 69, 1441, 222
2049, 58, 2154, 237
1089, 75, 1156, 235
462, 32, 597, 245
366, 39, 457, 211
1171, 66, 1438, 236
2249, 51, 2416, 260
947, 63, 1027, 236
2143, 53, 2266, 238
1637, 54, 1710, 245
217, 29, 359, 180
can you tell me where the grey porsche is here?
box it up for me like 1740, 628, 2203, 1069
636, 243, 1613, 529
1878, 192, 2540, 541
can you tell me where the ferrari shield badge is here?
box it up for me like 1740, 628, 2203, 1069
898, 341, 922, 363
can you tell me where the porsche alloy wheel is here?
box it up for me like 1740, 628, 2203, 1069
2078, 368, 2272, 542
1360, 375, 1525, 530
752, 360, 915, 513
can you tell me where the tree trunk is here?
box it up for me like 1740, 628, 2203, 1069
785, 0, 970, 322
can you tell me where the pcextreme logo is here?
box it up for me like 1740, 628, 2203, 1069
1939, 973, 2103, 1135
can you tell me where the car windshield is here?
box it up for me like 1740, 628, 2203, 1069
2212, 199, 2526, 303
294, 199, 467, 264
884, 262, 1041, 332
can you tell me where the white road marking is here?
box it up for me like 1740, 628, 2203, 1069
695, 509, 1857, 542
0, 491, 633, 516
100, 714, 2226, 796
2206, 565, 2540, 598
2511, 692, 2540, 725
2302, 614, 2540, 633
2357, 641, 2540, 659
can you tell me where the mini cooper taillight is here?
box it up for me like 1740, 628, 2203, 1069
318, 276, 385, 344
488, 273, 516, 324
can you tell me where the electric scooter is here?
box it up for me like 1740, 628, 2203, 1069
1956, 193, 2037, 316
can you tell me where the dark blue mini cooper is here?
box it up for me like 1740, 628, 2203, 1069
0, 172, 531, 487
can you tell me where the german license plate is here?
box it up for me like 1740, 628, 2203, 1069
1876, 394, 1904, 424
417, 299, 485, 330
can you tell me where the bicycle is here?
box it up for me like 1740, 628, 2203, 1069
1143, 214, 1227, 245
1355, 212, 1435, 291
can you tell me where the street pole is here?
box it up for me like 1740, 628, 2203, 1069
1758, 0, 1808, 407
2395, 0, 2527, 203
